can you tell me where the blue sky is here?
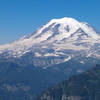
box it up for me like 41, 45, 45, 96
0, 0, 100, 44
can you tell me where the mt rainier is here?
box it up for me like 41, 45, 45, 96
0, 17, 100, 67
0, 17, 100, 99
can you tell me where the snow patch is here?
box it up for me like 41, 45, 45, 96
64, 56, 71, 62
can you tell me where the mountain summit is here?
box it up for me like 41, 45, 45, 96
0, 17, 100, 67
21, 17, 100, 41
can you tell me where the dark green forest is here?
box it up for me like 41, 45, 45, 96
37, 64, 100, 100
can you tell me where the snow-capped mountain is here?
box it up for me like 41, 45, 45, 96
0, 17, 100, 67
0, 17, 100, 100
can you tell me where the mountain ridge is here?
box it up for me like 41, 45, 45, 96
36, 64, 100, 100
